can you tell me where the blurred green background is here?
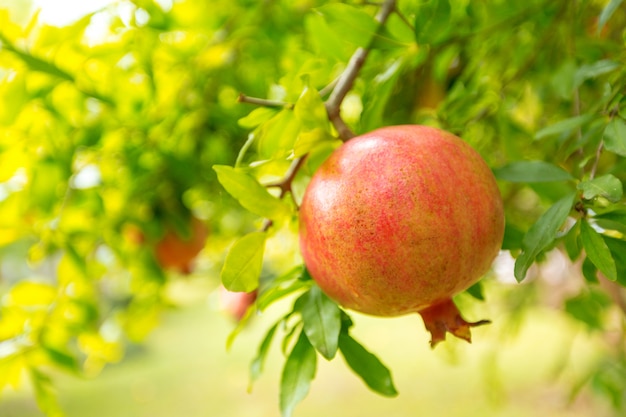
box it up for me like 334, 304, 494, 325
1, 0, 626, 416
0, 280, 616, 417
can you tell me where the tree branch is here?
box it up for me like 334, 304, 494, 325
324, 0, 397, 140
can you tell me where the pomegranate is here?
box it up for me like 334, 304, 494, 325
155, 216, 208, 274
218, 286, 258, 321
299, 125, 504, 346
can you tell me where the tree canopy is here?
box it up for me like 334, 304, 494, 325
1, 0, 626, 416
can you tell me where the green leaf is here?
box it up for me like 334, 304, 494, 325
598, 0, 624, 35
293, 128, 338, 158
514, 193, 575, 282
280, 330, 317, 417
580, 219, 617, 281
581, 256, 599, 283
493, 161, 573, 183
534, 114, 594, 140
316, 4, 378, 48
221, 231, 267, 292
249, 320, 280, 391
256, 110, 301, 158
603, 236, 626, 286
238, 107, 279, 129
294, 85, 328, 131
563, 220, 582, 261
30, 368, 64, 417
594, 209, 626, 236
414, 0, 452, 44
257, 269, 312, 312
603, 117, 626, 157
564, 288, 612, 330
338, 332, 398, 397
465, 281, 485, 301
577, 174, 623, 202
296, 285, 341, 360
574, 60, 619, 88
213, 165, 290, 220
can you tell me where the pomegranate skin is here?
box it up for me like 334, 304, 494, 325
299, 125, 504, 317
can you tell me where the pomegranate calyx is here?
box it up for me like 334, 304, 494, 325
417, 298, 490, 348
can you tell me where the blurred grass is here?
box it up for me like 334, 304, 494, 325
0, 285, 615, 417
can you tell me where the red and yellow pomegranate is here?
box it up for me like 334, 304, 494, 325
155, 216, 208, 274
299, 125, 504, 346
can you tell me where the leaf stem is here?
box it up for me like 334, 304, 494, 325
238, 93, 293, 109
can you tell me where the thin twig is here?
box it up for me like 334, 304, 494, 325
238, 93, 293, 109
324, 0, 397, 140
589, 141, 604, 180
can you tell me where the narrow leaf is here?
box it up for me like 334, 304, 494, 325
338, 332, 398, 397
238, 107, 278, 129
580, 219, 617, 281
414, 0, 452, 44
577, 174, 623, 202
514, 193, 575, 281
257, 266, 312, 312
249, 321, 280, 391
604, 236, 626, 287
316, 4, 378, 48
221, 232, 266, 292
535, 114, 593, 140
213, 165, 290, 220
280, 331, 317, 417
30, 369, 64, 417
297, 286, 341, 360
598, 0, 624, 35
603, 117, 626, 156
574, 60, 619, 88
493, 161, 573, 183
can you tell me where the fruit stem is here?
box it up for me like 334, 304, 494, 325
417, 299, 490, 348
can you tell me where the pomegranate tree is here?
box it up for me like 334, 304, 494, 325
299, 125, 505, 346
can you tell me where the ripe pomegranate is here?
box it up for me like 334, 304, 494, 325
218, 286, 257, 321
155, 216, 208, 274
299, 125, 504, 346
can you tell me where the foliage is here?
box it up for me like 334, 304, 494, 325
0, 0, 626, 416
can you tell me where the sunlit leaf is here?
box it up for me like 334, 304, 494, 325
580, 219, 617, 281
256, 110, 301, 158
577, 175, 623, 202
514, 193, 575, 281
280, 330, 317, 417
238, 107, 279, 129
493, 161, 573, 183
213, 165, 291, 220
338, 332, 398, 397
8, 281, 57, 307
294, 85, 328, 131
316, 4, 378, 48
30, 368, 65, 417
221, 231, 267, 292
